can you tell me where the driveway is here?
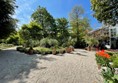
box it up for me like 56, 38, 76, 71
0, 48, 103, 83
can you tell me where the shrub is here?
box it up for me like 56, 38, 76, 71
59, 49, 66, 54
16, 47, 27, 53
42, 48, 52, 55
6, 35, 19, 45
113, 57, 118, 68
0, 43, 14, 49
107, 51, 118, 56
40, 38, 58, 48
34, 47, 52, 55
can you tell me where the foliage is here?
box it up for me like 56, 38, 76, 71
40, 38, 58, 48
6, 32, 19, 45
84, 36, 99, 47
95, 50, 118, 82
113, 57, 118, 68
91, 0, 118, 26
34, 47, 65, 55
55, 18, 69, 44
17, 47, 25, 52
19, 24, 30, 44
0, 0, 17, 39
28, 21, 43, 40
19, 22, 42, 47
69, 5, 91, 48
62, 37, 77, 47
31, 6, 55, 38
0, 43, 14, 49
96, 54, 109, 66
101, 67, 118, 83
96, 50, 110, 66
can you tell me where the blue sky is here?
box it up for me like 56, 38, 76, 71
14, 0, 101, 30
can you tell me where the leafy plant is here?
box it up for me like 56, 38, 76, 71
96, 54, 109, 66
0, 43, 14, 49
40, 38, 58, 48
101, 67, 116, 83
96, 50, 110, 66
16, 47, 27, 52
113, 57, 118, 68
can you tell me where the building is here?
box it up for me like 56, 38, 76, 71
89, 24, 118, 49
108, 24, 118, 49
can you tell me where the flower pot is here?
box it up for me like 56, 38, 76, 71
28, 50, 33, 55
28, 47, 34, 55
89, 46, 92, 51
66, 47, 72, 53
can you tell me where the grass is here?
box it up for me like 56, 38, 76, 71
0, 43, 14, 50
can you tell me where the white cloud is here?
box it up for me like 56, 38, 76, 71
14, 0, 36, 28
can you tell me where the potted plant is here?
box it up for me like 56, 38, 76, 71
66, 47, 72, 53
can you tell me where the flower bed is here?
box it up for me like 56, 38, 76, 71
95, 50, 118, 82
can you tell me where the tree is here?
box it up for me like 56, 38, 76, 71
19, 24, 30, 45
69, 5, 91, 48
19, 22, 42, 47
0, 0, 17, 39
31, 6, 55, 37
91, 0, 118, 26
6, 31, 19, 45
28, 21, 43, 40
55, 18, 69, 44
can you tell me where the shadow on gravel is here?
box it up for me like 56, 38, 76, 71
76, 53, 87, 56
69, 52, 87, 57
39, 56, 57, 61
78, 50, 88, 53
0, 49, 56, 83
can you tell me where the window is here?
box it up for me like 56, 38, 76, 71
111, 28, 116, 37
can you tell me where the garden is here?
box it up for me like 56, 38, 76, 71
0, 5, 95, 55
95, 50, 118, 83
0, 0, 118, 83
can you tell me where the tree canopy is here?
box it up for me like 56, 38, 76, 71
31, 6, 55, 37
0, 0, 17, 39
69, 5, 91, 48
91, 0, 118, 26
55, 18, 69, 44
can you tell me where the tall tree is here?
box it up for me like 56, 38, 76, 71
0, 0, 17, 39
31, 6, 55, 37
91, 0, 118, 26
69, 5, 91, 48
55, 18, 69, 44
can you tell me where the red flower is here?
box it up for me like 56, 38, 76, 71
96, 50, 110, 59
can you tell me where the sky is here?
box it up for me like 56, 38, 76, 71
13, 0, 102, 30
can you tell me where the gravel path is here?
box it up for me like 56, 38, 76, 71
0, 48, 103, 83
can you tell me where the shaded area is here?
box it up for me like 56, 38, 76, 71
0, 48, 56, 83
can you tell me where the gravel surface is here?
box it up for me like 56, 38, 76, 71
0, 48, 103, 83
